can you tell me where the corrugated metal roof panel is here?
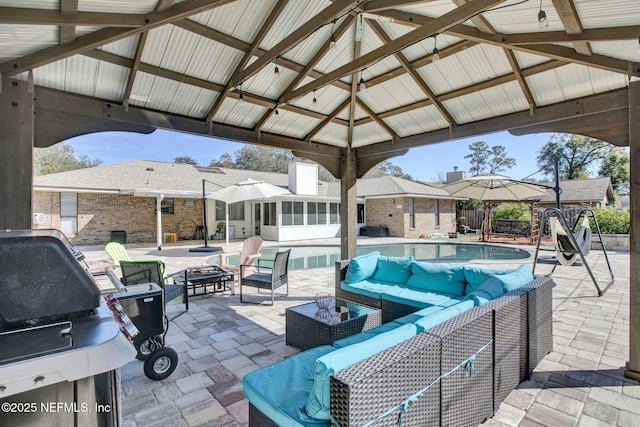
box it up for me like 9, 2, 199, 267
79, 0, 156, 13
401, 0, 456, 17
213, 97, 268, 128
156, 25, 203, 74
0, 24, 57, 62
100, 35, 139, 59
243, 60, 297, 99
352, 121, 389, 148
386, 105, 449, 137
190, 0, 274, 43
357, 74, 427, 114
63, 55, 99, 97
33, 58, 66, 91
261, 0, 328, 51
262, 109, 321, 139
513, 51, 551, 69
591, 40, 639, 63
443, 92, 491, 125
526, 67, 565, 106
576, 0, 640, 27
0, 0, 56, 9
94, 61, 128, 101
142, 74, 180, 112
314, 23, 355, 74
313, 122, 348, 147
128, 71, 155, 107
185, 38, 244, 83
165, 82, 210, 117
481, 81, 529, 116
484, 1, 565, 34
142, 25, 174, 67
289, 82, 350, 115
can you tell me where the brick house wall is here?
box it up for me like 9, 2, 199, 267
365, 197, 456, 237
33, 191, 203, 245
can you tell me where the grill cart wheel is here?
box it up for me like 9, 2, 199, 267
144, 347, 178, 381
134, 335, 162, 361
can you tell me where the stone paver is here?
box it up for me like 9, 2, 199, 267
81, 237, 638, 426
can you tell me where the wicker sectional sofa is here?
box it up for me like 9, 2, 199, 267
243, 253, 553, 427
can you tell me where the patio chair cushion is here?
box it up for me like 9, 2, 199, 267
381, 286, 464, 309
242, 345, 335, 427
303, 323, 418, 421
340, 279, 400, 300
462, 265, 512, 294
406, 261, 466, 296
414, 299, 475, 332
332, 319, 409, 349
493, 264, 534, 292
463, 288, 493, 306
372, 255, 413, 284
344, 251, 380, 284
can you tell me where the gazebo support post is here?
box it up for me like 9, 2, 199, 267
340, 148, 357, 260
0, 78, 33, 230
626, 80, 640, 381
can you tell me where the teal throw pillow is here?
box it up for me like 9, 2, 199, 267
494, 264, 534, 292
406, 261, 466, 296
462, 265, 510, 293
463, 289, 493, 306
344, 251, 380, 283
302, 323, 418, 421
372, 255, 414, 284
475, 277, 504, 299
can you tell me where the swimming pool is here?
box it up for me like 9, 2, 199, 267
223, 242, 530, 271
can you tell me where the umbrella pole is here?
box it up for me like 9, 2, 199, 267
225, 203, 230, 246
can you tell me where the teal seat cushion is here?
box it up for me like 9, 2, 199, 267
406, 261, 466, 296
340, 279, 400, 300
462, 265, 510, 294
395, 304, 446, 324
463, 288, 493, 306
333, 320, 407, 348
414, 299, 475, 332
344, 251, 380, 283
494, 263, 534, 292
474, 277, 505, 299
381, 286, 463, 309
243, 345, 335, 427
372, 255, 414, 284
303, 323, 418, 421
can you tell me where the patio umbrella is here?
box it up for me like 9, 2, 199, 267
439, 174, 549, 201
440, 175, 549, 241
206, 179, 290, 245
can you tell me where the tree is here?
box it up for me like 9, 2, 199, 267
464, 141, 516, 176
174, 156, 199, 165
599, 147, 629, 195
375, 160, 413, 180
536, 134, 609, 180
209, 153, 235, 168
34, 143, 102, 175
233, 146, 294, 173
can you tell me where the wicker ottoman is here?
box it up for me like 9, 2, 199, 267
285, 298, 382, 350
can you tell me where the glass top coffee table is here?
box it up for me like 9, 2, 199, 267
285, 297, 382, 350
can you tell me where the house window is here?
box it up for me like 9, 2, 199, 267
307, 202, 327, 225
215, 200, 244, 220
60, 192, 77, 235
409, 198, 415, 228
154, 198, 174, 214
282, 201, 303, 226
330, 203, 340, 224
357, 203, 365, 224
263, 202, 276, 226
435, 199, 440, 227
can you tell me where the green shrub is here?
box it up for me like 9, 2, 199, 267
590, 208, 629, 234
493, 203, 531, 221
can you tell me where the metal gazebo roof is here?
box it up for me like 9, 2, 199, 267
1, 0, 638, 172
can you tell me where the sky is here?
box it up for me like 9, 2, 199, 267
65, 129, 555, 182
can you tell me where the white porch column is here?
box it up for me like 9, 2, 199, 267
156, 194, 164, 250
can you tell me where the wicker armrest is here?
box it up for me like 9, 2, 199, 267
330, 333, 442, 427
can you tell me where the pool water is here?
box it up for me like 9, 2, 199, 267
223, 242, 530, 271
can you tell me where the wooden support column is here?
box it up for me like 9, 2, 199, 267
0, 78, 34, 229
626, 80, 640, 381
340, 147, 357, 260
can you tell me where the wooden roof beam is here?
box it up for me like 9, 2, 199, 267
305, 98, 350, 141
284, 0, 509, 103
0, 6, 144, 26
361, 0, 433, 13
0, 0, 237, 77
551, 0, 592, 56
59, 0, 78, 45
498, 26, 640, 45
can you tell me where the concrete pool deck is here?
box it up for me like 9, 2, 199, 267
81, 237, 638, 427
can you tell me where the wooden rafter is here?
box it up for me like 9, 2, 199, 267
0, 7, 144, 26
494, 26, 640, 45
284, 0, 509, 103
59, 0, 78, 45
362, 0, 434, 13
356, 99, 399, 140
374, 9, 639, 76
305, 98, 351, 142
551, 0, 592, 56
0, 0, 237, 77
368, 20, 456, 127
205, 0, 289, 124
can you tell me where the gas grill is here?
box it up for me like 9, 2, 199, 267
0, 229, 135, 426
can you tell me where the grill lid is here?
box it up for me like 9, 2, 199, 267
0, 229, 101, 330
